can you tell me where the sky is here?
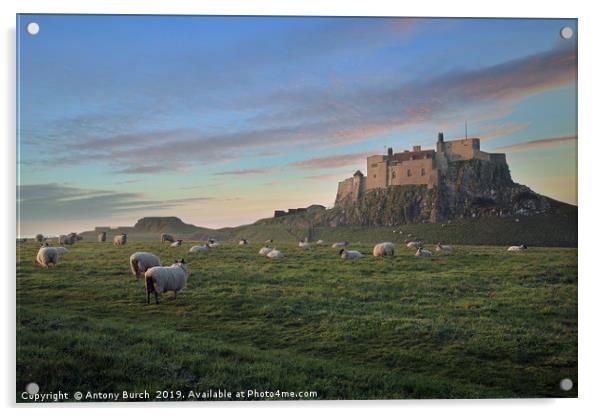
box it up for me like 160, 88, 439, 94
16, 15, 577, 237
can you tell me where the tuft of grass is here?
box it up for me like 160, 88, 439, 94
16, 240, 577, 401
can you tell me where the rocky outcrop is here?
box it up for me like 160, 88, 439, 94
329, 159, 555, 226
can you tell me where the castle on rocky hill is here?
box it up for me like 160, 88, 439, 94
335, 132, 507, 205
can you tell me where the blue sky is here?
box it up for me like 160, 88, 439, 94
17, 15, 577, 236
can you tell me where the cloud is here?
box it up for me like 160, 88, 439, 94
289, 151, 372, 169
213, 168, 270, 176
22, 44, 575, 176
478, 122, 531, 141
17, 183, 213, 222
304, 173, 341, 181
494, 135, 576, 152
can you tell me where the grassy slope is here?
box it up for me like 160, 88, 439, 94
17, 240, 577, 400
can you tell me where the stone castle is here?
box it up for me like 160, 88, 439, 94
336, 132, 507, 204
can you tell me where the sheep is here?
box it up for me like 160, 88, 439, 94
239, 239, 249, 245
170, 239, 183, 247
373, 242, 395, 257
55, 247, 69, 254
259, 246, 273, 255
436, 242, 452, 252
59, 233, 78, 245
332, 241, 349, 248
266, 249, 284, 259
298, 241, 311, 250
144, 259, 189, 304
415, 247, 433, 257
339, 249, 363, 259
130, 251, 161, 279
507, 244, 528, 252
189, 244, 209, 253
97, 232, 107, 242
208, 240, 220, 248
36, 246, 58, 268
113, 233, 127, 246
316, 240, 324, 245
265, 239, 273, 244
35, 234, 44, 243
406, 240, 421, 249
161, 233, 175, 243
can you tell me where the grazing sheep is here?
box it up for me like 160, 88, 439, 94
316, 240, 324, 245
436, 242, 452, 252
161, 233, 175, 243
406, 240, 421, 249
339, 249, 363, 259
415, 247, 433, 257
113, 233, 127, 246
144, 259, 189, 304
239, 239, 249, 245
36, 246, 58, 268
507, 244, 528, 252
373, 242, 395, 257
265, 239, 273, 244
55, 247, 69, 254
58, 233, 78, 245
130, 251, 161, 279
298, 241, 311, 250
189, 244, 209, 253
259, 246, 273, 255
208, 240, 220, 248
171, 239, 183, 247
266, 249, 284, 259
97, 232, 107, 242
35, 234, 44, 243
332, 241, 349, 248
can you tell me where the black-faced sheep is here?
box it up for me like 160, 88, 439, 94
36, 246, 58, 268
144, 259, 189, 304
415, 247, 433, 257
189, 244, 209, 253
266, 249, 283, 259
339, 249, 363, 259
97, 232, 107, 242
507, 244, 528, 252
113, 233, 127, 246
436, 242, 452, 252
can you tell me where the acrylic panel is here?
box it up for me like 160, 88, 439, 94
16, 14, 577, 402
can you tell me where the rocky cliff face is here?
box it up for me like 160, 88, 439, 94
328, 159, 554, 226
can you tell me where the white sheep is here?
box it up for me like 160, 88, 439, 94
415, 247, 433, 257
265, 239, 273, 244
161, 233, 175, 243
339, 249, 363, 259
189, 244, 209, 253
59, 233, 78, 245
507, 244, 528, 252
36, 246, 58, 268
266, 249, 284, 259
144, 259, 189, 304
332, 241, 349, 248
239, 239, 249, 245
171, 239, 183, 247
130, 251, 161, 279
406, 240, 421, 249
436, 242, 452, 252
209, 241, 220, 248
298, 241, 311, 250
373, 242, 395, 257
97, 232, 107, 242
259, 246, 273, 255
316, 240, 324, 245
113, 233, 127, 246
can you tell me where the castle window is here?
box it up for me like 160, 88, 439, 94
407, 169, 412, 177
371, 163, 378, 168
373, 174, 377, 178
421, 168, 426, 176
391, 171, 396, 179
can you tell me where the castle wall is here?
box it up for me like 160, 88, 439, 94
366, 155, 388, 190
442, 138, 480, 161
389, 158, 437, 188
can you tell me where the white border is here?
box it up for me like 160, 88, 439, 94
2, 1, 600, 415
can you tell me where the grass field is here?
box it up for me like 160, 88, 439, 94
16, 240, 577, 401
